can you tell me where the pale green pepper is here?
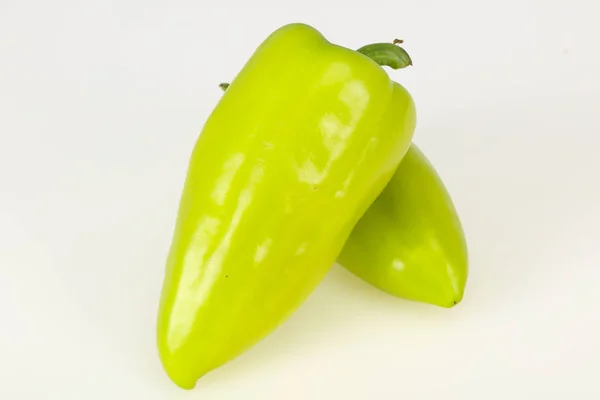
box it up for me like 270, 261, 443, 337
338, 144, 468, 307
157, 23, 416, 389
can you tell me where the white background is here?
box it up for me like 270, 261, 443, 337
1, 1, 599, 399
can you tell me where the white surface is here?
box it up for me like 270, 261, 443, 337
1, 1, 599, 399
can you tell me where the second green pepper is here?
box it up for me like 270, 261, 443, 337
339, 144, 468, 307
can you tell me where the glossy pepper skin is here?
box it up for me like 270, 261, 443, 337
157, 23, 416, 389
338, 144, 468, 307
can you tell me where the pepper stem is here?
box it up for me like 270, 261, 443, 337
356, 40, 412, 69
219, 39, 412, 91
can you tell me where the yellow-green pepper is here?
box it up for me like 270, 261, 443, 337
157, 23, 416, 389
338, 144, 468, 307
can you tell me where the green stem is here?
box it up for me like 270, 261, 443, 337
356, 39, 412, 69
219, 39, 412, 91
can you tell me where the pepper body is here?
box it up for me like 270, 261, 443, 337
157, 23, 416, 389
338, 144, 468, 307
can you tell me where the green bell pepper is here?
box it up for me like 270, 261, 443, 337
157, 23, 416, 389
338, 144, 468, 307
